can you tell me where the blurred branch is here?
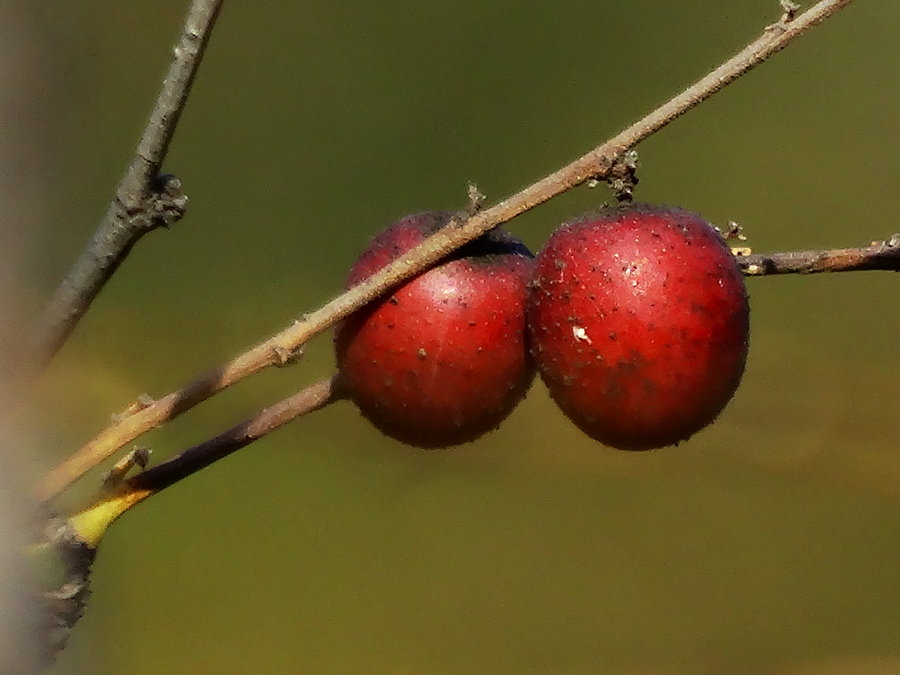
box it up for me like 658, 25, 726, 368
738, 234, 900, 275
30, 0, 224, 370
36, 0, 856, 502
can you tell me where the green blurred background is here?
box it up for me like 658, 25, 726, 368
17, 0, 900, 672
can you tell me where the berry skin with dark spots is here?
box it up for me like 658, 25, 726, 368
527, 204, 750, 450
335, 211, 536, 448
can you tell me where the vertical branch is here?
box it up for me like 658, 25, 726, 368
31, 0, 225, 370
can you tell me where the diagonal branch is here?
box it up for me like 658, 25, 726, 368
69, 377, 340, 534
68, 230, 900, 517
36, 0, 858, 502
31, 0, 224, 370
126, 376, 339, 497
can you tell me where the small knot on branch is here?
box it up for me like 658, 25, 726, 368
272, 344, 303, 367
110, 394, 156, 424
605, 149, 640, 203
100, 446, 152, 491
767, 0, 801, 31
148, 173, 188, 228
466, 183, 486, 216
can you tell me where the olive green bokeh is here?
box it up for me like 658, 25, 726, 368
26, 1, 900, 673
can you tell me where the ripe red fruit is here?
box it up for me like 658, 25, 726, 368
528, 204, 749, 450
335, 212, 536, 448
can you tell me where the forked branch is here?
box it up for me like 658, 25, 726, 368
122, 376, 338, 504
81, 224, 900, 511
36, 0, 858, 502
73, 233, 900, 510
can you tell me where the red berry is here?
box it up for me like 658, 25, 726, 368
528, 204, 749, 450
335, 212, 536, 448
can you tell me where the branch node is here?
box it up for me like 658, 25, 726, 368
110, 394, 157, 425
606, 149, 640, 203
780, 0, 801, 21
741, 260, 768, 276
466, 183, 486, 216
722, 220, 751, 256
723, 220, 748, 242
148, 173, 189, 229
768, 0, 801, 30
100, 446, 152, 491
586, 154, 615, 189
272, 344, 303, 367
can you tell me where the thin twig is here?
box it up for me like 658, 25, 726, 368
112, 377, 338, 511
31, 0, 224, 370
63, 377, 339, 550
129, 376, 339, 496
738, 234, 900, 275
36, 0, 857, 502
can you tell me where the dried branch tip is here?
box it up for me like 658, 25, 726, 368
466, 183, 486, 215
769, 0, 802, 29
100, 446, 151, 491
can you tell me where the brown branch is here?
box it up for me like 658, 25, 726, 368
35, 0, 857, 502
30, 0, 224, 370
85, 232, 900, 514
112, 377, 339, 511
738, 235, 900, 275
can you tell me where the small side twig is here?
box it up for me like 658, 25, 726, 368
31, 0, 224, 370
738, 234, 900, 275
36, 0, 856, 502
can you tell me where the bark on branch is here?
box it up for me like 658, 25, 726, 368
81, 230, 900, 509
36, 0, 859, 502
31, 0, 224, 370
737, 235, 900, 275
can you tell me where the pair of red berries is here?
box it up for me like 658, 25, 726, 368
334, 205, 750, 451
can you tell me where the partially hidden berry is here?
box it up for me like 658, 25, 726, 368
528, 204, 750, 450
335, 212, 536, 448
